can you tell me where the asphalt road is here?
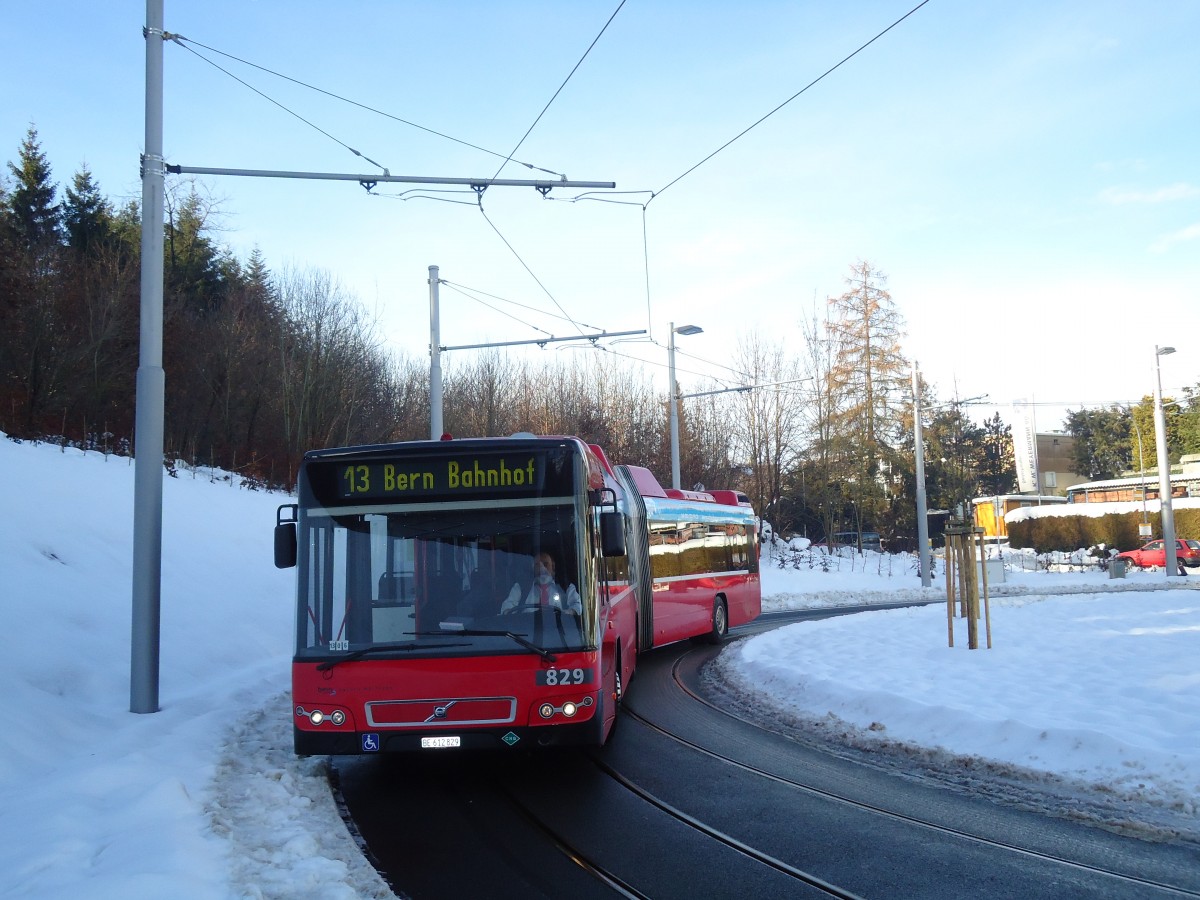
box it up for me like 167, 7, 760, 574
333, 609, 1200, 899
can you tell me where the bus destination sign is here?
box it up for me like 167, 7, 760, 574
335, 453, 547, 500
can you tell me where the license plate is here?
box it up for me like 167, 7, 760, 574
421, 735, 461, 749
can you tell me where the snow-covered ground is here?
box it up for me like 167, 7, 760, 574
2, 435, 1197, 898
720, 546, 1200, 840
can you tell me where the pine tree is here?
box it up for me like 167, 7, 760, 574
978, 412, 1016, 495
5, 125, 60, 253
62, 164, 113, 255
2, 126, 67, 429
164, 185, 225, 313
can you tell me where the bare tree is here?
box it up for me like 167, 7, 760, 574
443, 350, 523, 438
728, 331, 807, 523
684, 391, 743, 492
275, 266, 393, 457
795, 304, 847, 541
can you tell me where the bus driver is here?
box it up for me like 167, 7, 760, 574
500, 552, 582, 615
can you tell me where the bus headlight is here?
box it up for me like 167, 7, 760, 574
296, 706, 350, 728
537, 699, 588, 720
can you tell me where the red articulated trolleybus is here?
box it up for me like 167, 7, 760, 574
273, 434, 760, 754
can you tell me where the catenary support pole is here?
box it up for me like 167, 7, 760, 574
1154, 345, 1179, 575
913, 362, 931, 587
668, 323, 681, 489
429, 266, 442, 439
131, 0, 166, 713
667, 323, 702, 490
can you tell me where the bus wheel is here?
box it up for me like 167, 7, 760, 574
705, 598, 728, 644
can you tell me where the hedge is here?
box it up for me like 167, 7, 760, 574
1007, 506, 1200, 553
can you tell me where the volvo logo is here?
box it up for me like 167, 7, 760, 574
425, 700, 458, 723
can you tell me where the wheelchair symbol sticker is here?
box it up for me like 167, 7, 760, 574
362, 733, 380, 753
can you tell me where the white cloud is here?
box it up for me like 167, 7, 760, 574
1099, 183, 1200, 204
1150, 222, 1200, 254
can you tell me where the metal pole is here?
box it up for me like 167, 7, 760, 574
1030, 397, 1041, 496
668, 323, 680, 490
131, 0, 166, 713
429, 266, 442, 439
1131, 413, 1148, 531
1154, 345, 1178, 575
442, 328, 644, 353
166, 165, 615, 191
666, 323, 703, 489
913, 362, 931, 586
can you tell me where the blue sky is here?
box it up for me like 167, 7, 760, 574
3, 1, 1197, 432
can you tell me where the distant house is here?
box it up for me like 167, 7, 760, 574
1066, 454, 1200, 504
971, 432, 1081, 540
1034, 432, 1087, 495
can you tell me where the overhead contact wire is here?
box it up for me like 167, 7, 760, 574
650, 0, 932, 203
168, 35, 390, 173
169, 33, 562, 176
490, 0, 627, 181
477, 205, 588, 336
443, 280, 602, 332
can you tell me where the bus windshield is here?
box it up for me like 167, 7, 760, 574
294, 501, 594, 660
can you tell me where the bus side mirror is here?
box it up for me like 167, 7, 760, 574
275, 504, 298, 569
600, 511, 626, 558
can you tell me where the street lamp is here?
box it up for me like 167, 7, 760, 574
1153, 345, 1178, 576
668, 322, 703, 490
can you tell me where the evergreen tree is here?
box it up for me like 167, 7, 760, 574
62, 165, 113, 255
978, 412, 1016, 495
1129, 399, 1156, 475
5, 125, 60, 253
164, 186, 225, 313
2, 126, 66, 429
923, 405, 987, 513
1064, 405, 1132, 480
1177, 384, 1200, 459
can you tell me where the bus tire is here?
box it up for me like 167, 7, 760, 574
704, 597, 728, 644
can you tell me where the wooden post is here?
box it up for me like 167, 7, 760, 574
964, 529, 979, 650
978, 529, 994, 649
943, 520, 994, 650
957, 531, 970, 620
945, 538, 955, 648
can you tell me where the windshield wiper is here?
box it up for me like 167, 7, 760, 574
315, 641, 470, 671
409, 628, 557, 663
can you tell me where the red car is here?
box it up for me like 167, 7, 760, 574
1116, 539, 1200, 569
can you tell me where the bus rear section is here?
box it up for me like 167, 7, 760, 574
279, 437, 633, 755
616, 468, 761, 649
